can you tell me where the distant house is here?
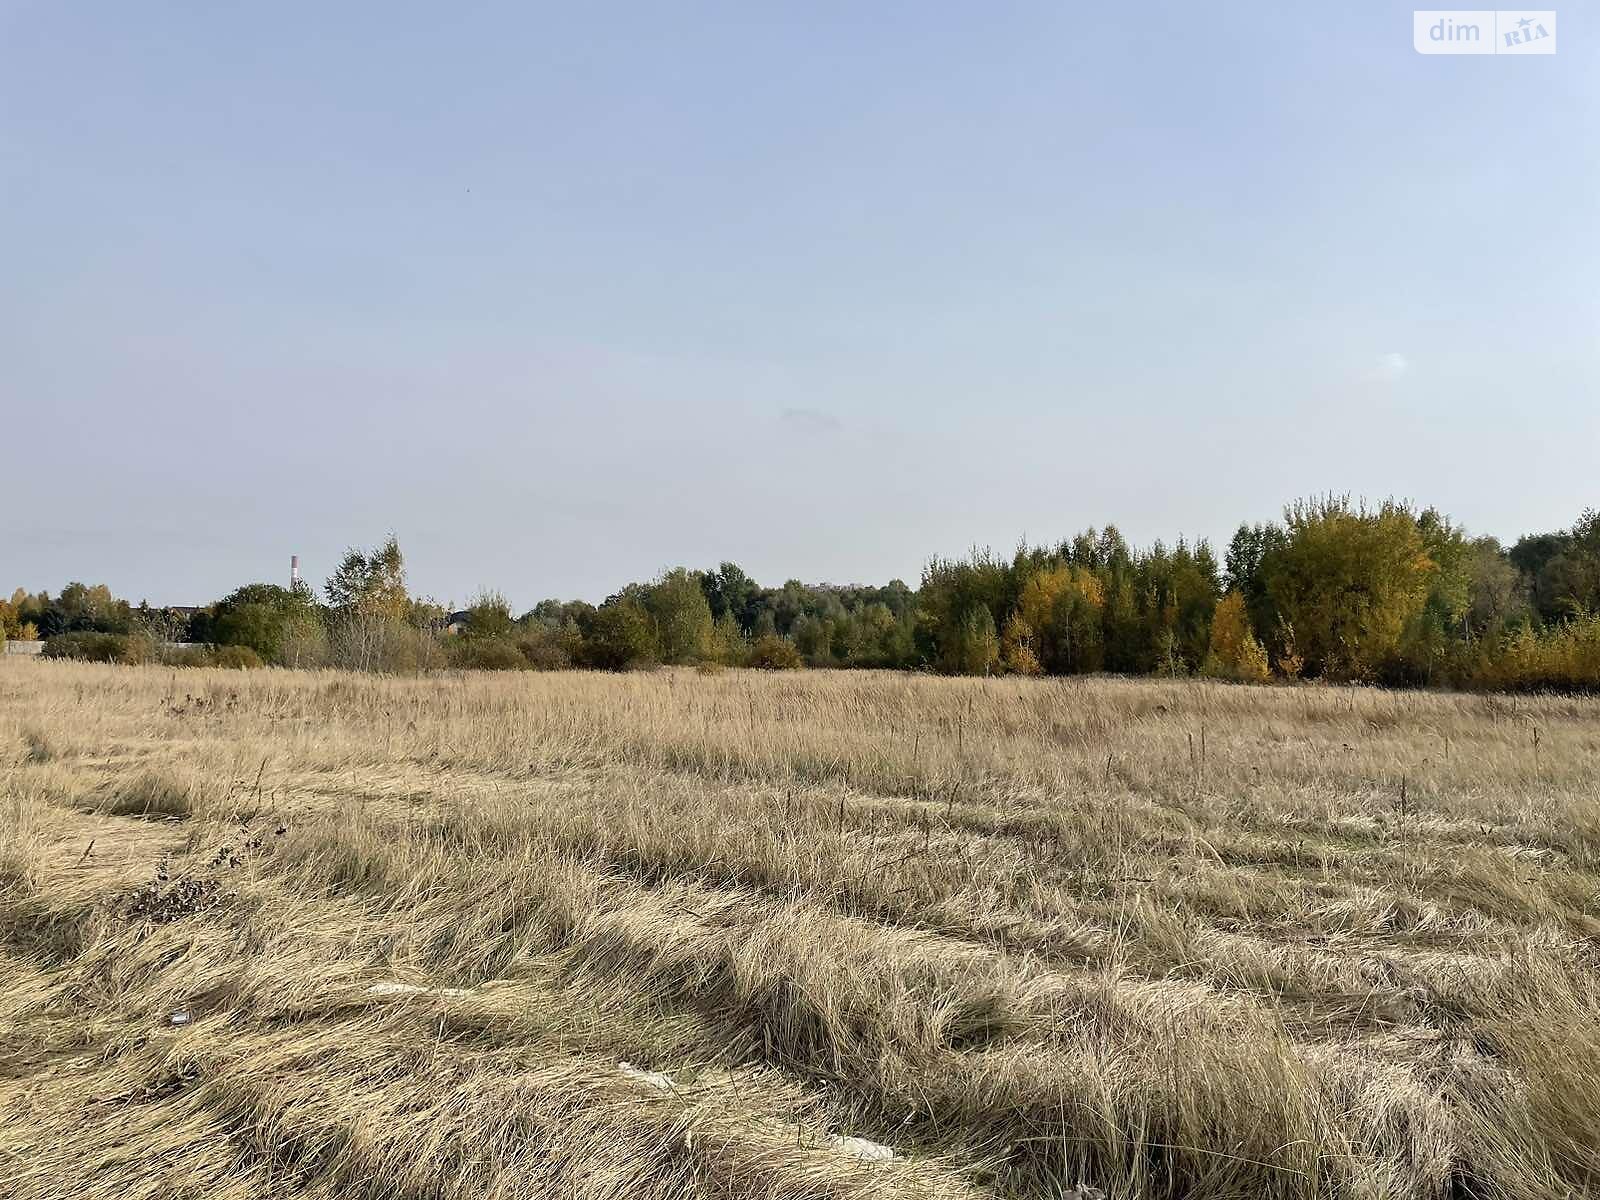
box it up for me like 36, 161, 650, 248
444, 611, 471, 635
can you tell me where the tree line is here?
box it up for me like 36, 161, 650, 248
6, 497, 1599, 692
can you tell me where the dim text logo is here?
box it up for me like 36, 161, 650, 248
1414, 10, 1556, 53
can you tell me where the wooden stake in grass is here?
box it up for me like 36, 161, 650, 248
1397, 774, 1409, 851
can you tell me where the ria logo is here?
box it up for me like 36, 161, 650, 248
1501, 13, 1553, 47
1413, 10, 1557, 54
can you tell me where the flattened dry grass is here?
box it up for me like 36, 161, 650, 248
84, 767, 198, 819
3, 659, 1600, 1199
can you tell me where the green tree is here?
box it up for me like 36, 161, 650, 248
462, 590, 515, 640
701, 562, 761, 633
323, 538, 419, 671
1224, 522, 1287, 647
647, 569, 716, 664
212, 583, 320, 664
919, 550, 1012, 672
1387, 509, 1475, 684
1466, 537, 1526, 636
582, 599, 657, 670
41, 582, 132, 635
948, 606, 1000, 675
790, 614, 831, 664
1262, 498, 1435, 680
325, 536, 409, 619
709, 612, 748, 665
1531, 510, 1600, 620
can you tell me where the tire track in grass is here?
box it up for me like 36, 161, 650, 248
383, 775, 1550, 1037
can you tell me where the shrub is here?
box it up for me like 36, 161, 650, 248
327, 612, 443, 673
209, 645, 264, 669
43, 632, 137, 663
160, 645, 215, 668
514, 629, 573, 670
449, 638, 526, 671
582, 600, 657, 671
747, 634, 802, 670
276, 613, 329, 668
1471, 616, 1600, 693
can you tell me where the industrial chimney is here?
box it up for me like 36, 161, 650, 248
291, 555, 301, 589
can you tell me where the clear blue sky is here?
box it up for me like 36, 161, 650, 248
3, 2, 1595, 608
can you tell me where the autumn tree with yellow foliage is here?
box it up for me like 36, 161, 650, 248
1017, 564, 1105, 673
1202, 592, 1271, 682
1000, 613, 1040, 675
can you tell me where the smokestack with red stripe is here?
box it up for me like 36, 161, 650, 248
291, 555, 301, 589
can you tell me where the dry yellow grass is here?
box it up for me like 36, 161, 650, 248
4, 660, 1600, 1199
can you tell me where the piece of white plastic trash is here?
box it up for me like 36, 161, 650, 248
618, 1062, 675, 1091
827, 1134, 896, 1162
366, 982, 475, 997
367, 983, 427, 996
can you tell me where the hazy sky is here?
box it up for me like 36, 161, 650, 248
3, 3, 1595, 609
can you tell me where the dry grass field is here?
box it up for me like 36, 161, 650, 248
4, 660, 1600, 1199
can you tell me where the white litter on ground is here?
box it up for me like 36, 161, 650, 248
166, 1010, 191, 1026
618, 1062, 676, 1091
366, 982, 476, 998
827, 1134, 896, 1162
